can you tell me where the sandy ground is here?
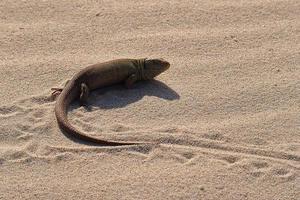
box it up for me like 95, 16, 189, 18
0, 0, 299, 199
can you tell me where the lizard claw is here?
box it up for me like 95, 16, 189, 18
51, 88, 63, 100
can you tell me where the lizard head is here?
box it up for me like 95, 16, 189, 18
142, 58, 170, 80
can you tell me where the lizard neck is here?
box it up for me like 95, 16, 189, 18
135, 58, 146, 81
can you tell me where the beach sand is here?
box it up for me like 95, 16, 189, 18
0, 0, 299, 199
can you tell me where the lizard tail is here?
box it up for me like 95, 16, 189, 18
54, 85, 145, 146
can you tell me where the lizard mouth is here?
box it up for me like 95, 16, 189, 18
160, 58, 170, 71
142, 58, 170, 79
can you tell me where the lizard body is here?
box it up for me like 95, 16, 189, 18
53, 58, 170, 146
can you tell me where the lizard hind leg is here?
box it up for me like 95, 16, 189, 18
51, 80, 70, 99
80, 83, 90, 106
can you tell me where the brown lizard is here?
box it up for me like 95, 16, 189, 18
52, 58, 170, 146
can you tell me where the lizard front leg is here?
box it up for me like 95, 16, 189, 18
80, 83, 90, 106
125, 74, 138, 88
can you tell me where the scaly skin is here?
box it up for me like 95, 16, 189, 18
53, 58, 170, 146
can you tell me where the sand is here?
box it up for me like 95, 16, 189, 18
0, 0, 299, 199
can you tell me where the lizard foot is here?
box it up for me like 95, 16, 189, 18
51, 87, 63, 100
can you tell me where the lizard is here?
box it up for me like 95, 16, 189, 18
52, 58, 170, 146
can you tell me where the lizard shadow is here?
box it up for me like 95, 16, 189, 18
65, 80, 179, 145
70, 79, 179, 110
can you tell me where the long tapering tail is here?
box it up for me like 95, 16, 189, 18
54, 84, 146, 146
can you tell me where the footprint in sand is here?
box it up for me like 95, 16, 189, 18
181, 152, 199, 165
0, 148, 30, 164
233, 159, 297, 181
248, 160, 270, 178
228, 158, 271, 178
15, 124, 34, 141
0, 105, 24, 116
144, 145, 198, 165
18, 95, 53, 106
270, 166, 296, 181
0, 94, 55, 148
72, 118, 96, 133
221, 155, 240, 164
202, 132, 227, 142
111, 124, 132, 132
32, 109, 47, 119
